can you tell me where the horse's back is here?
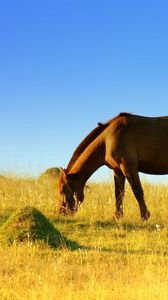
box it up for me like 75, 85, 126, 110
109, 113, 168, 174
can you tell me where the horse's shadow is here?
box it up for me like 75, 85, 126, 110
1, 214, 164, 252
51, 217, 165, 252
95, 220, 164, 232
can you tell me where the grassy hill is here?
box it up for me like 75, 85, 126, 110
0, 175, 167, 299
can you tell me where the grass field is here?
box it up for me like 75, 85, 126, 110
0, 175, 168, 300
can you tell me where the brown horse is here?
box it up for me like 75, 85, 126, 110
57, 112, 168, 220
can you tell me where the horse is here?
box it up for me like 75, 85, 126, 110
57, 112, 168, 220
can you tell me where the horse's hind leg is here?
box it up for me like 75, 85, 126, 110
114, 170, 125, 219
121, 163, 150, 220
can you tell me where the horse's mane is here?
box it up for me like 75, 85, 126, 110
66, 112, 132, 172
66, 121, 110, 172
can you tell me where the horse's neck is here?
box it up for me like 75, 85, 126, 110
69, 137, 105, 183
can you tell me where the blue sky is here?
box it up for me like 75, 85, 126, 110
0, 0, 168, 180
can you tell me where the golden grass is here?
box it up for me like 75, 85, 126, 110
0, 175, 168, 300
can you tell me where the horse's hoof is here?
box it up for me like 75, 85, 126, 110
141, 210, 150, 221
114, 211, 123, 220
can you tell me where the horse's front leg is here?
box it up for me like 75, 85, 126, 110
114, 170, 125, 219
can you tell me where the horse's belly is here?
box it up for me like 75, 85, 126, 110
138, 159, 168, 175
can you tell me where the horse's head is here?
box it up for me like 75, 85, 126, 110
57, 168, 84, 215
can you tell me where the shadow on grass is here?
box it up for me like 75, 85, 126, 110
62, 236, 86, 251
0, 207, 83, 251
52, 217, 165, 234
1, 211, 165, 253
53, 217, 84, 225
95, 220, 164, 232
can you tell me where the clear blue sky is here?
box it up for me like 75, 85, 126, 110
1, 0, 168, 180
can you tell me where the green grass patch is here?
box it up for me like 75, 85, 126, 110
0, 206, 66, 249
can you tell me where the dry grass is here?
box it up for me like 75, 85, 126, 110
0, 175, 168, 300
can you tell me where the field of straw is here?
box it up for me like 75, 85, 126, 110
0, 175, 168, 300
